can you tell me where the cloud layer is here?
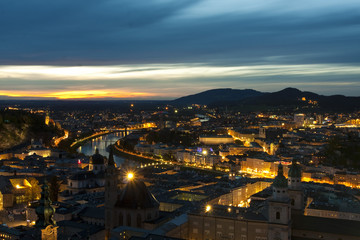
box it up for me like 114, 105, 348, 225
0, 0, 359, 98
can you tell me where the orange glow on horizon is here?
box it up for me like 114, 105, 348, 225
0, 90, 156, 99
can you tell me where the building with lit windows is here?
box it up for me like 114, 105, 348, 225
199, 135, 234, 145
0, 176, 33, 208
187, 161, 360, 240
66, 149, 107, 195
294, 114, 305, 127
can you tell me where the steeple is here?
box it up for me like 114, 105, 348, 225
105, 146, 120, 239
288, 158, 301, 179
108, 147, 115, 167
273, 163, 288, 189
35, 179, 56, 228
288, 158, 304, 211
268, 163, 292, 240
89, 148, 106, 173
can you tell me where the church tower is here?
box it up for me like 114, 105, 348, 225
36, 180, 58, 240
229, 164, 236, 181
288, 159, 303, 211
268, 163, 291, 240
45, 112, 50, 126
105, 148, 119, 239
89, 148, 106, 174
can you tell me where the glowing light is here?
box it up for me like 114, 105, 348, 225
16, 184, 21, 189
127, 172, 134, 180
205, 205, 211, 212
1, 64, 359, 99
202, 150, 208, 155
0, 89, 155, 100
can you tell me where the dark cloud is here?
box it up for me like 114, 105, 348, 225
0, 0, 359, 65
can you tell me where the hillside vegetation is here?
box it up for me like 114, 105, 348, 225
0, 110, 62, 151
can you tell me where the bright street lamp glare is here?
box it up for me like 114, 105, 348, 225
127, 172, 134, 180
205, 205, 211, 212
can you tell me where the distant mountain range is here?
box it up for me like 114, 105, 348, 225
172, 88, 360, 112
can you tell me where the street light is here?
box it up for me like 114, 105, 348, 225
127, 172, 134, 180
205, 205, 211, 212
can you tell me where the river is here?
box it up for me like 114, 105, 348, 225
77, 132, 126, 167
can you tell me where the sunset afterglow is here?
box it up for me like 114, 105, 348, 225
0, 89, 155, 100
1, 64, 360, 99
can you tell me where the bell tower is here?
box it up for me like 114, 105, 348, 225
268, 163, 291, 240
105, 147, 119, 239
288, 159, 303, 211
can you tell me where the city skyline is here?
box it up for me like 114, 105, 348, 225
1, 0, 360, 99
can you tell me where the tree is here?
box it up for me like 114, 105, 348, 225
25, 177, 41, 202
49, 176, 61, 202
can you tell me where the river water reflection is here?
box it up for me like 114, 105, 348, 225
77, 132, 126, 167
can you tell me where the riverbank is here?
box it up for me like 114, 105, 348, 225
112, 143, 224, 176
112, 144, 157, 164
69, 131, 113, 151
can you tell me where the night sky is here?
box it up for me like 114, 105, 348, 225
1, 0, 360, 99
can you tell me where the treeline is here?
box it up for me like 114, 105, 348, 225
0, 110, 62, 150
321, 133, 360, 169
0, 110, 44, 127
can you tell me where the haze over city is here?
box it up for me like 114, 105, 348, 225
1, 0, 360, 99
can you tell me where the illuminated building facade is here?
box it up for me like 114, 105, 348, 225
188, 161, 360, 240
199, 135, 234, 145
294, 114, 305, 127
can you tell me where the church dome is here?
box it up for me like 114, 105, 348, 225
89, 149, 105, 165
116, 179, 159, 209
288, 159, 302, 178
273, 163, 288, 188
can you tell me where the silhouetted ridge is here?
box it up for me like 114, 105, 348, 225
172, 88, 263, 105
173, 87, 360, 112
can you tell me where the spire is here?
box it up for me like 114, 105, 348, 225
273, 162, 288, 188
35, 179, 56, 228
278, 162, 284, 175
288, 158, 302, 178
108, 147, 115, 167
95, 147, 99, 155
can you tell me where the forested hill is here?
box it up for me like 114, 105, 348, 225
0, 110, 61, 151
